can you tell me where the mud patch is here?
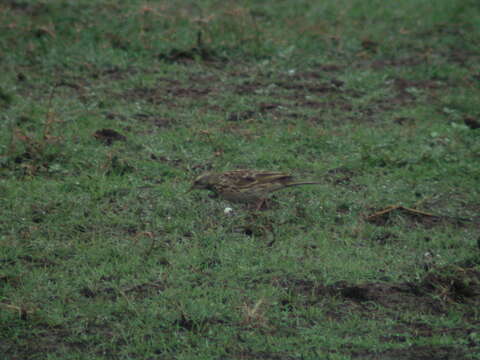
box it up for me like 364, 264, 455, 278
371, 231, 399, 245
274, 81, 340, 94
232, 350, 297, 360
394, 116, 416, 125
158, 47, 224, 65
158, 31, 226, 65
277, 265, 480, 314
464, 116, 480, 130
391, 77, 444, 106
227, 103, 288, 121
92, 65, 139, 81
123, 85, 212, 105
93, 128, 126, 146
150, 154, 183, 167
421, 266, 480, 304
352, 345, 467, 360
234, 81, 266, 95
371, 57, 424, 69
365, 205, 473, 229
3, 0, 50, 16
228, 110, 257, 122
174, 312, 226, 333
325, 167, 357, 186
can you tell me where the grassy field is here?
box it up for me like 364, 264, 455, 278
1, 0, 480, 359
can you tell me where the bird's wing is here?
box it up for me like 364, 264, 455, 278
227, 170, 293, 188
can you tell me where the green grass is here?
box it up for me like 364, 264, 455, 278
1, 0, 480, 359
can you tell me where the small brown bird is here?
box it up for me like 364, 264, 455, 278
189, 169, 321, 206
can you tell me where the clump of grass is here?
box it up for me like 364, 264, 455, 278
3, 88, 66, 177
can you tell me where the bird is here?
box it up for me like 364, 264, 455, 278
188, 169, 321, 207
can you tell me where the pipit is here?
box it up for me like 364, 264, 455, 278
189, 169, 321, 207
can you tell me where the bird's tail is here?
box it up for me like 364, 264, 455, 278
269, 181, 321, 193
285, 181, 322, 187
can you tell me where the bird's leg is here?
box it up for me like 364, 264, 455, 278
255, 198, 267, 211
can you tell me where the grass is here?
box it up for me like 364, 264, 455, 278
1, 0, 480, 359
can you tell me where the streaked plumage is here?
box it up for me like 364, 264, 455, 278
189, 169, 320, 204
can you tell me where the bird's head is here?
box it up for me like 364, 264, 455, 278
188, 172, 216, 192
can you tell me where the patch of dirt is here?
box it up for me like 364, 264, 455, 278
276, 265, 480, 314
158, 31, 226, 65
17, 255, 57, 268
79, 280, 166, 301
0, 321, 94, 360
2, 0, 49, 16
335, 204, 351, 215
274, 266, 479, 358
390, 77, 445, 106
315, 64, 344, 72
289, 71, 324, 80
174, 313, 226, 333
150, 154, 183, 167
352, 345, 467, 360
0, 273, 22, 288
445, 47, 477, 67
258, 102, 283, 112
361, 38, 379, 53
122, 85, 212, 105
325, 167, 357, 186
393, 320, 480, 351
234, 81, 266, 95
132, 113, 173, 128
421, 266, 480, 304
393, 78, 443, 92
371, 231, 399, 245
228, 110, 257, 122
91, 65, 138, 81
167, 86, 212, 97
296, 99, 354, 112
92, 128, 126, 146
464, 116, 480, 130
365, 205, 474, 229
287, 72, 345, 88
158, 47, 222, 64
123, 281, 166, 299
394, 116, 416, 125
232, 350, 298, 360
226, 102, 291, 122
274, 81, 340, 94
371, 57, 425, 69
